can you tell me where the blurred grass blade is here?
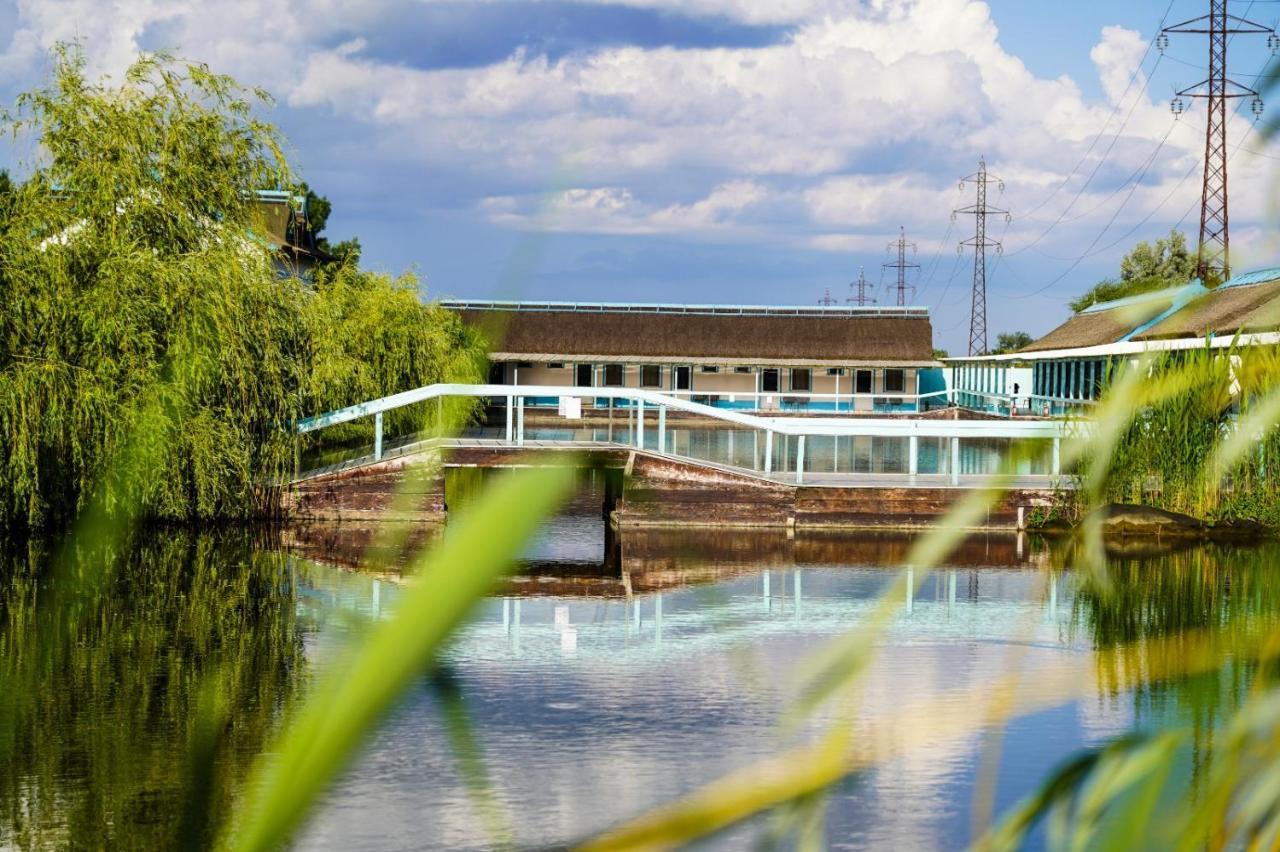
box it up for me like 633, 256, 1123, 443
226, 463, 576, 852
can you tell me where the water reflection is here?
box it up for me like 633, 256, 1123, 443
0, 531, 309, 850
4, 503, 1280, 849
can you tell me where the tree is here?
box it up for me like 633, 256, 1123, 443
1069, 230, 1196, 312
300, 181, 362, 268
932, 348, 950, 360
0, 47, 481, 531
991, 331, 1033, 354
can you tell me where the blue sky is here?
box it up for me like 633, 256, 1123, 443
2, 0, 1279, 353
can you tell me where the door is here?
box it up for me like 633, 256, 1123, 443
761, 369, 780, 393
674, 366, 691, 391
575, 364, 594, 387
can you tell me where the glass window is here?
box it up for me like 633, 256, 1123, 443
603, 364, 624, 387
575, 364, 594, 387
761, 369, 779, 393
488, 363, 506, 384
855, 369, 872, 394
827, 368, 845, 376
734, 366, 753, 374
548, 362, 565, 369
791, 368, 812, 392
640, 365, 662, 388
700, 365, 720, 373
884, 369, 905, 393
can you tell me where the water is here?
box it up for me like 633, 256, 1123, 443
2, 493, 1277, 849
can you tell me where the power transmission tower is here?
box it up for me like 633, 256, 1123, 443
1161, 1, 1277, 282
882, 226, 920, 306
818, 287, 838, 306
847, 266, 876, 306
954, 157, 1009, 356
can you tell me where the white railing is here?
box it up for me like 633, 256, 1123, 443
297, 384, 1074, 485
505, 386, 950, 413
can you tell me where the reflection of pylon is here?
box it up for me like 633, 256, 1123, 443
954, 157, 1009, 356
818, 287, 838, 306
847, 266, 876, 306
882, 226, 919, 307
1161, 1, 1277, 281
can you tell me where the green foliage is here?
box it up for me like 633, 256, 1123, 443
1088, 346, 1280, 524
299, 181, 362, 268
1069, 230, 1196, 312
932, 347, 950, 360
0, 47, 482, 532
0, 530, 308, 849
991, 331, 1033, 354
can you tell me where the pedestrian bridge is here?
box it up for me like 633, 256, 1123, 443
288, 385, 1075, 531
295, 383, 1074, 487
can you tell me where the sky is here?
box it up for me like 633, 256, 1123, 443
2, 0, 1280, 354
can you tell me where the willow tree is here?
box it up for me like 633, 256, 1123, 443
0, 47, 308, 529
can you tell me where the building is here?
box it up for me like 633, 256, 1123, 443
253, 190, 329, 278
946, 266, 1280, 416
445, 300, 941, 413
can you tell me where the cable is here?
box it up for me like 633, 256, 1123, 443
1016, 0, 1177, 222
914, 218, 954, 301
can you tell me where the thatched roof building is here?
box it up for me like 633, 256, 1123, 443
445, 301, 937, 367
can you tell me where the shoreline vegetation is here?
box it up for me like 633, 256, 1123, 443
0, 48, 485, 536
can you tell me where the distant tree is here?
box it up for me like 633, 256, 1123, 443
932, 348, 950, 360
1069, 230, 1196, 312
299, 181, 362, 269
991, 331, 1033, 354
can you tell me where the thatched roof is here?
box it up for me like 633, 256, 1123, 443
446, 302, 936, 366
1019, 289, 1179, 353
1135, 277, 1280, 340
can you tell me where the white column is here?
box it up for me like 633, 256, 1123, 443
908, 434, 918, 476
505, 395, 513, 442
950, 436, 960, 485
658, 405, 667, 454
764, 429, 774, 473
374, 411, 383, 460
1052, 436, 1061, 476
796, 435, 806, 485
637, 399, 645, 450
517, 397, 525, 446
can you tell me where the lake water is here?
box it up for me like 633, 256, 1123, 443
2, 483, 1276, 849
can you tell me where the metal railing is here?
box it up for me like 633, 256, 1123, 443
297, 384, 1074, 486
504, 387, 952, 414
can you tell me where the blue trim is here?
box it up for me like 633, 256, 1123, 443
1120, 280, 1209, 341
1220, 267, 1280, 289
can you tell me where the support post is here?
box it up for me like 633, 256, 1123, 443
517, 397, 525, 447
637, 399, 645, 450
950, 436, 960, 485
436, 397, 443, 437
764, 429, 774, 474
1052, 436, 1061, 476
796, 435, 805, 485
658, 405, 667, 454
374, 412, 383, 460
505, 395, 514, 443
909, 434, 918, 476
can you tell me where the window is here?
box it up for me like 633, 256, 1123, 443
700, 365, 720, 373
575, 364, 594, 387
674, 366, 692, 390
790, 368, 812, 392
516, 361, 533, 369
827, 368, 846, 376
488, 363, 506, 384
884, 369, 905, 393
734, 366, 753, 374
855, 369, 872, 394
761, 369, 779, 393
640, 365, 662, 388
548, 362, 565, 369
603, 364, 624, 387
